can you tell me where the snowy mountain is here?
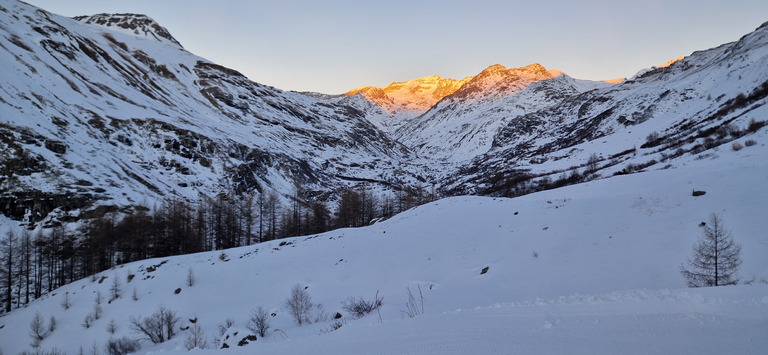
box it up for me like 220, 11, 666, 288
0, 143, 766, 353
0, 0, 421, 226
441, 23, 768, 195
346, 75, 472, 115
393, 67, 612, 161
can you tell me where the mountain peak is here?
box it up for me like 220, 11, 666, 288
73, 13, 183, 48
345, 75, 471, 113
447, 63, 561, 101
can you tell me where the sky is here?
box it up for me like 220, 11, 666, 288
22, 0, 768, 94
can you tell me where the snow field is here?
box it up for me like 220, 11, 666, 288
1, 139, 766, 354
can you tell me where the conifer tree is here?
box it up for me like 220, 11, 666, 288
680, 214, 742, 287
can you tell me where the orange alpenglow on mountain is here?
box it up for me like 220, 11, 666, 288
346, 75, 472, 112
658, 56, 685, 68
346, 63, 561, 113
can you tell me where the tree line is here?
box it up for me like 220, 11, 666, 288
0, 184, 434, 313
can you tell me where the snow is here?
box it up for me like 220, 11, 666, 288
1, 141, 766, 354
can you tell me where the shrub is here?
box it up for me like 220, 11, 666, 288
130, 306, 180, 344
285, 284, 313, 325
29, 312, 49, 346
320, 320, 346, 334
82, 313, 94, 329
744, 139, 757, 147
60, 293, 71, 310
247, 306, 271, 337
186, 268, 195, 287
341, 291, 383, 319
644, 131, 661, 147
401, 285, 424, 318
214, 318, 235, 348
107, 319, 118, 334
747, 118, 764, 133
184, 322, 208, 350
105, 337, 140, 355
110, 275, 121, 302
731, 142, 743, 151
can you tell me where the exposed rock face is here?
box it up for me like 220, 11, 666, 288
73, 13, 183, 48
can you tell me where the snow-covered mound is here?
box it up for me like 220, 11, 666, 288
1, 140, 766, 354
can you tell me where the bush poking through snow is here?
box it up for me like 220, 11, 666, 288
130, 306, 180, 344
105, 337, 140, 355
320, 320, 346, 334
109, 275, 121, 302
29, 312, 48, 347
247, 306, 271, 337
186, 268, 195, 287
82, 313, 94, 329
184, 321, 208, 350
60, 293, 71, 310
744, 139, 757, 147
402, 285, 424, 318
285, 284, 313, 325
107, 319, 117, 334
341, 291, 383, 319
214, 319, 235, 348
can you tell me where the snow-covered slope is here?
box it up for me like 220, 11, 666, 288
395, 70, 612, 161
1, 140, 766, 354
2, 0, 768, 229
442, 22, 768, 195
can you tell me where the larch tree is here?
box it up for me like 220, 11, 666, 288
680, 213, 742, 287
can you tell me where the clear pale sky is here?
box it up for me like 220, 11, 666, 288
22, 0, 768, 94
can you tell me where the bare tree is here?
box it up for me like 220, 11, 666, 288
109, 275, 121, 301
29, 311, 48, 346
285, 284, 313, 325
247, 306, 271, 337
130, 306, 179, 344
186, 267, 195, 287
680, 213, 742, 287
107, 319, 118, 334
2, 229, 16, 313
60, 292, 71, 310
184, 318, 208, 350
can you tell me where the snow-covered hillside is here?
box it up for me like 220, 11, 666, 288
1, 137, 766, 354
395, 71, 612, 161
0, 0, 418, 225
